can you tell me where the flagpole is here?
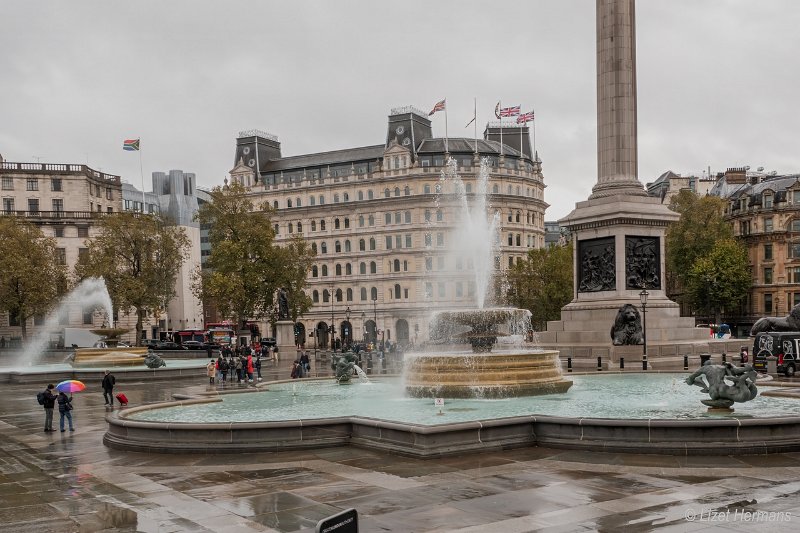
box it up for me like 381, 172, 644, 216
444, 100, 449, 154
139, 141, 146, 213
533, 112, 537, 158
473, 97, 477, 153
520, 116, 524, 158
499, 100, 503, 157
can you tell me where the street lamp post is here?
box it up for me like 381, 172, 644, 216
361, 312, 366, 343
372, 297, 378, 345
639, 289, 649, 370
344, 306, 351, 350
330, 285, 335, 353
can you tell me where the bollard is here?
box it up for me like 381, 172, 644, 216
722, 352, 727, 364
683, 354, 689, 370
567, 357, 572, 373
643, 354, 648, 371
620, 357, 625, 370
597, 356, 602, 371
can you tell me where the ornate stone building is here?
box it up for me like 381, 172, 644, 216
711, 167, 800, 334
228, 107, 548, 348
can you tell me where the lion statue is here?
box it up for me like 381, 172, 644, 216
610, 303, 643, 345
750, 303, 800, 336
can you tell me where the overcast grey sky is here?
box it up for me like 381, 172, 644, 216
2, 0, 798, 219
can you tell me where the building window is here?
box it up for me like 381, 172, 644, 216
1, 177, 13, 190
765, 217, 773, 232
319, 195, 325, 205
424, 184, 431, 194
371, 287, 378, 300
438, 283, 446, 298
344, 218, 350, 229
335, 264, 342, 276
274, 224, 279, 234
322, 265, 328, 276
321, 242, 327, 254
790, 267, 800, 283
404, 186, 410, 196
288, 223, 293, 233
360, 262, 366, 275
26, 178, 38, 191
765, 293, 773, 314
359, 239, 365, 252
369, 238, 376, 250
764, 194, 773, 208
385, 213, 391, 225
313, 290, 319, 303
310, 196, 316, 206
436, 210, 443, 222
335, 240, 341, 253
393, 259, 400, 272
346, 288, 353, 301
51, 178, 62, 191
346, 263, 352, 275
323, 290, 330, 303
794, 191, 800, 204
334, 193, 340, 203
394, 284, 401, 299
791, 242, 800, 259
361, 287, 367, 300
405, 234, 412, 248
385, 236, 392, 249
287, 199, 292, 208
394, 211, 401, 224
55, 248, 66, 265
368, 190, 374, 200
311, 265, 318, 277
52, 199, 63, 212
54, 227, 64, 238
370, 261, 377, 274
358, 216, 364, 228
456, 282, 463, 298
437, 256, 445, 270
368, 215, 374, 226
311, 243, 317, 254
384, 188, 390, 198
792, 220, 800, 232
764, 267, 773, 284
425, 282, 433, 299
764, 244, 773, 261
28, 199, 39, 213
425, 257, 433, 271
296, 197, 301, 207
106, 188, 113, 201
83, 307, 94, 325
297, 222, 303, 232
320, 220, 326, 230
2, 197, 14, 213
425, 233, 432, 247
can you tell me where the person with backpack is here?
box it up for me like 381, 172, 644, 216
217, 355, 227, 382
255, 354, 262, 381
57, 391, 74, 432
101, 370, 116, 406
235, 356, 243, 383
39, 384, 57, 432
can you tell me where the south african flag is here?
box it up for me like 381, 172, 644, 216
123, 138, 140, 151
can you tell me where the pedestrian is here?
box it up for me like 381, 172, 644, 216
273, 346, 279, 364
246, 353, 254, 383
220, 355, 229, 382
255, 354, 262, 381
299, 351, 310, 378
291, 360, 301, 379
101, 370, 116, 406
57, 390, 74, 432
42, 383, 57, 432
235, 356, 243, 383
206, 358, 216, 384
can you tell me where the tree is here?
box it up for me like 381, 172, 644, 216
193, 182, 315, 330
507, 242, 573, 330
75, 212, 190, 345
685, 239, 751, 324
0, 218, 67, 339
666, 191, 734, 300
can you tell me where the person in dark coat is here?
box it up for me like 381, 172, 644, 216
42, 384, 57, 432
101, 370, 116, 406
57, 391, 74, 432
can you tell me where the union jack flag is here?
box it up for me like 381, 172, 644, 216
516, 111, 535, 124
428, 99, 446, 116
499, 105, 520, 117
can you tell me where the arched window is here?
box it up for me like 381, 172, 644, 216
311, 220, 317, 231
516, 212, 521, 223
393, 156, 399, 169
359, 239, 365, 251
394, 284, 401, 299
274, 224, 279, 234
345, 240, 351, 252
425, 210, 431, 222
435, 183, 442, 194
335, 264, 342, 276
334, 193, 340, 203
335, 241, 341, 253
393, 259, 400, 272
516, 186, 521, 196
526, 213, 531, 224
403, 260, 408, 271
344, 218, 350, 229
312, 265, 318, 277
335, 289, 343, 302
322, 265, 328, 276
297, 221, 302, 232
320, 220, 326, 230
492, 184, 499, 194
384, 188, 390, 198
358, 191, 364, 201
436, 209, 443, 222
319, 195, 325, 205
371, 287, 378, 300
508, 211, 513, 222
368, 190, 374, 200
323, 289, 330, 303
360, 287, 367, 300
360, 262, 366, 275
296, 197, 301, 207
321, 242, 328, 254
516, 234, 521, 246
358, 215, 364, 227
394, 187, 400, 197
370, 261, 377, 274
343, 192, 349, 202
310, 196, 316, 206
334, 218, 340, 229
424, 184, 431, 194
508, 233, 513, 246
369, 238, 376, 250
287, 199, 292, 208
385, 213, 391, 224
404, 211, 411, 223
313, 290, 319, 303
345, 263, 352, 275
465, 183, 472, 193
404, 186, 410, 196
368, 215, 374, 226
346, 288, 353, 301
311, 243, 317, 254
395, 212, 401, 223
273, 200, 279, 209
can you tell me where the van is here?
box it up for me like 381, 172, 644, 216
752, 332, 799, 377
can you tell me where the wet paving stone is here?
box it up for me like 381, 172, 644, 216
1, 377, 800, 532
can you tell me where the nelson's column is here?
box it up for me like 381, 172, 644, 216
540, 0, 707, 360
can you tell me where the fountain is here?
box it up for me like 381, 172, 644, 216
403, 158, 572, 398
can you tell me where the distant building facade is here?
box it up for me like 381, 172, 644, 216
227, 107, 548, 348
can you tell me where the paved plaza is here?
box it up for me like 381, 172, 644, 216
2, 370, 800, 532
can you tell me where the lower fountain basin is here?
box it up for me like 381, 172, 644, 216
104, 374, 800, 456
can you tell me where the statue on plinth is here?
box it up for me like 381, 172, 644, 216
750, 303, 800, 336
331, 352, 357, 384
278, 288, 290, 320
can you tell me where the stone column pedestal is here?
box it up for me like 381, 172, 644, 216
276, 320, 296, 357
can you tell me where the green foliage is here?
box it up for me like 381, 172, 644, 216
666, 191, 734, 296
193, 182, 315, 328
685, 239, 751, 323
0, 218, 67, 339
507, 243, 573, 330
75, 212, 190, 345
